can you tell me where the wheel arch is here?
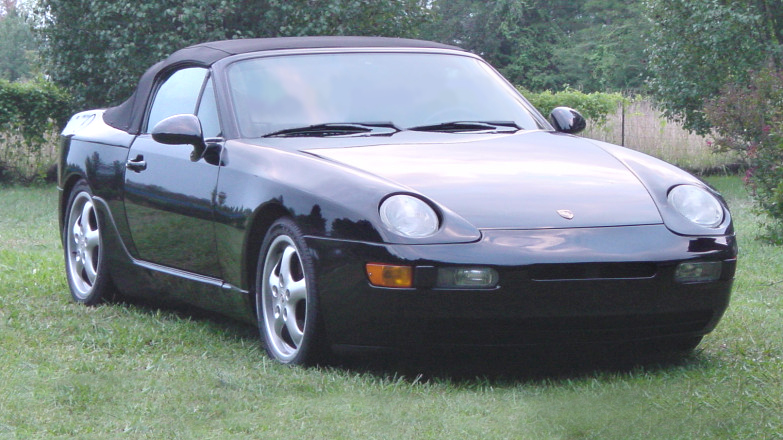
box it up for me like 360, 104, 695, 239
243, 202, 291, 313
59, 173, 89, 238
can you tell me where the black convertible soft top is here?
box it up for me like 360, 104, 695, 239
102, 36, 463, 134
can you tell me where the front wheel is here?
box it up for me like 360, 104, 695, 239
63, 181, 114, 305
256, 218, 325, 365
659, 335, 704, 352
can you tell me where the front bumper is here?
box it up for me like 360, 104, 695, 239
306, 225, 736, 349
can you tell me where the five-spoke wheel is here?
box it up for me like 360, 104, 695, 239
256, 218, 323, 365
64, 181, 112, 304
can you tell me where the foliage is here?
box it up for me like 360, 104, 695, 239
644, 0, 778, 134
36, 0, 431, 109
550, 0, 650, 92
704, 64, 783, 242
0, 4, 36, 81
426, 0, 648, 92
0, 78, 72, 183
521, 88, 626, 125
645, 0, 783, 241
425, 0, 570, 91
0, 78, 72, 141
37, 0, 651, 107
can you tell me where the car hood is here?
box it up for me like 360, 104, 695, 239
302, 131, 663, 229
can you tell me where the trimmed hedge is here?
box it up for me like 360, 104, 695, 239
0, 79, 72, 183
0, 78, 72, 141
520, 87, 626, 125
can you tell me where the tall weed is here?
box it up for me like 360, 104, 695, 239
583, 100, 741, 173
0, 124, 60, 183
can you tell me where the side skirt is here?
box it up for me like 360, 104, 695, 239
92, 196, 255, 324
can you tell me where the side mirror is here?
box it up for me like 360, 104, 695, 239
548, 107, 586, 134
151, 114, 206, 161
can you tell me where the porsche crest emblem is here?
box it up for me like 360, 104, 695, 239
557, 209, 575, 220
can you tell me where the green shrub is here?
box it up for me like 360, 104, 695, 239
704, 63, 783, 243
519, 87, 627, 125
0, 78, 72, 183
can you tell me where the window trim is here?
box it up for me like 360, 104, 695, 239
195, 74, 224, 140
143, 65, 209, 134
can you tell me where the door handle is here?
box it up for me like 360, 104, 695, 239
126, 155, 147, 172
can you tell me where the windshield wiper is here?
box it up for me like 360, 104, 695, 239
263, 122, 400, 138
406, 121, 521, 133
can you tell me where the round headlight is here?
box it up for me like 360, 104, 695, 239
668, 185, 724, 228
379, 195, 439, 238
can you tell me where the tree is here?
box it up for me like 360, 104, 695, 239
1, 0, 18, 15
644, 0, 778, 134
0, 1, 36, 81
424, 0, 568, 91
36, 0, 431, 109
550, 0, 649, 92
646, 0, 783, 241
425, 0, 648, 92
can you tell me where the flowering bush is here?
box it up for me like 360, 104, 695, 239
704, 63, 783, 242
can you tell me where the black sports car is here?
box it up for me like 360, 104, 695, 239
59, 37, 737, 365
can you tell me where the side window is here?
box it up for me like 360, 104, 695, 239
146, 67, 208, 132
197, 78, 221, 138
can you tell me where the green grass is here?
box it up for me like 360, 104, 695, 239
0, 180, 781, 439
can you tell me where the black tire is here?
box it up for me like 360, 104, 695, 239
641, 335, 704, 354
63, 180, 114, 305
661, 335, 704, 352
255, 218, 326, 365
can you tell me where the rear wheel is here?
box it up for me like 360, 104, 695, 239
256, 218, 325, 365
63, 181, 114, 305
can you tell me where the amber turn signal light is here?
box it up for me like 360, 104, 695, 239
366, 263, 413, 288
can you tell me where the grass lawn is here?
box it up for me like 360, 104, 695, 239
0, 177, 781, 439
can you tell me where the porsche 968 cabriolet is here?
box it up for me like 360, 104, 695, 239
59, 37, 737, 365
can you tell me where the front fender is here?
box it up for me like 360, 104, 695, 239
218, 140, 480, 242
212, 140, 481, 290
591, 140, 734, 237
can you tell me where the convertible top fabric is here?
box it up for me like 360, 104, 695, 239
102, 36, 463, 134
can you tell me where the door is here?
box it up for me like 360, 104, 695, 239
123, 67, 224, 278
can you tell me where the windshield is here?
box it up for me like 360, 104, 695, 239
226, 52, 545, 138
